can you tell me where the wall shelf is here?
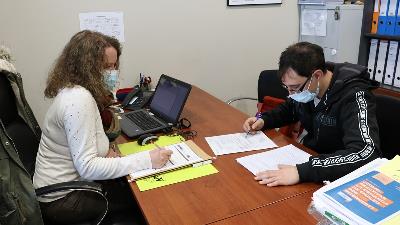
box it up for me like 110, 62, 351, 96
358, 1, 400, 94
364, 33, 400, 41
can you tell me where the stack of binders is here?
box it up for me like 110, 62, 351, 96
368, 39, 400, 87
373, 0, 400, 36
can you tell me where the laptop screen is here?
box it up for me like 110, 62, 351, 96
149, 75, 192, 124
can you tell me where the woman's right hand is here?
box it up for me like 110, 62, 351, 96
149, 148, 173, 169
243, 117, 264, 134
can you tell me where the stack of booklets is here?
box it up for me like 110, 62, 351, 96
312, 156, 400, 225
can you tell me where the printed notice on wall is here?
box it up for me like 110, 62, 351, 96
79, 12, 125, 42
301, 9, 327, 37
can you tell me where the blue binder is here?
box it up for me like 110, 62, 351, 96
385, 0, 399, 35
395, 0, 400, 35
378, 0, 390, 34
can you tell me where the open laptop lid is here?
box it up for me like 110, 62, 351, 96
149, 74, 192, 124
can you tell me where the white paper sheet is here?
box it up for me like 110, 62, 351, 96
79, 11, 125, 42
205, 132, 277, 156
236, 144, 311, 175
301, 9, 327, 37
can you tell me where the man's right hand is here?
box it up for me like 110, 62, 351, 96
243, 117, 264, 134
149, 148, 173, 169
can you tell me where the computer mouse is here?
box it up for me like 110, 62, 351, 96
137, 133, 159, 146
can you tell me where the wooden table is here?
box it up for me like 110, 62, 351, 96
209, 191, 318, 225
118, 86, 321, 225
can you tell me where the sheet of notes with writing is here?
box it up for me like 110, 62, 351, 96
205, 132, 277, 156
236, 144, 311, 175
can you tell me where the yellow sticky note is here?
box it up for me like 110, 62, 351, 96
378, 155, 400, 182
136, 164, 218, 191
118, 135, 184, 156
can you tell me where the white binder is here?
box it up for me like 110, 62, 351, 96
394, 47, 400, 88
367, 39, 379, 79
383, 41, 398, 86
375, 40, 389, 83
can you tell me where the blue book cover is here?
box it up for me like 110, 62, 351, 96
325, 170, 400, 224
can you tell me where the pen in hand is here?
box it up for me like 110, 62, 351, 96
153, 143, 163, 159
151, 142, 173, 168
245, 112, 262, 137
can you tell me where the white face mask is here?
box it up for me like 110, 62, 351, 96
288, 76, 319, 103
104, 69, 119, 91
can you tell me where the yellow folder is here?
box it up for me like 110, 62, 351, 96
371, 0, 380, 33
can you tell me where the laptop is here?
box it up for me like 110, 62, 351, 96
120, 74, 192, 138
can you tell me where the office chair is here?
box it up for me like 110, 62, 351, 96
0, 72, 141, 225
226, 70, 302, 140
375, 93, 400, 159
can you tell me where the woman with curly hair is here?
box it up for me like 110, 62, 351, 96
33, 30, 172, 224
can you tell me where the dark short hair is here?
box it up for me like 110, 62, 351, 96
278, 42, 326, 78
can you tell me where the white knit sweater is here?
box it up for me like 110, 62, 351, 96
33, 86, 151, 202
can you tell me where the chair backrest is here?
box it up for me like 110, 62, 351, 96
257, 70, 303, 140
257, 70, 288, 102
375, 94, 400, 159
0, 73, 39, 177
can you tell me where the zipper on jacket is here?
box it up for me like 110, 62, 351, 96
0, 120, 20, 157
8, 73, 41, 139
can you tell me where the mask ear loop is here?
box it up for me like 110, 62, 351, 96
305, 75, 314, 91
315, 79, 320, 97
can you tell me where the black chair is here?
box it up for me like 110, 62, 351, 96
226, 70, 304, 139
226, 70, 288, 105
0, 72, 141, 225
257, 70, 289, 102
375, 93, 400, 159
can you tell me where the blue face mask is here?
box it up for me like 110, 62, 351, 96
104, 69, 119, 91
288, 76, 319, 103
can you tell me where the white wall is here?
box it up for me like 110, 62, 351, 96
0, 0, 299, 125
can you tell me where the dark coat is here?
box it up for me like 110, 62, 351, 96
0, 65, 43, 225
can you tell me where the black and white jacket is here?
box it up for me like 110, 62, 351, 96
261, 62, 381, 182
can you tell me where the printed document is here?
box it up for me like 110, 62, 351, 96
301, 9, 327, 36
236, 144, 311, 175
79, 11, 125, 42
205, 132, 277, 156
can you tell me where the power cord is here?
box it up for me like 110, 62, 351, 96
165, 118, 197, 140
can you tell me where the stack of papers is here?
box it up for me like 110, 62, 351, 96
312, 156, 400, 225
205, 132, 277, 156
118, 136, 218, 191
236, 144, 311, 175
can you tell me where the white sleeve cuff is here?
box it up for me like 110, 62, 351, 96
125, 151, 152, 172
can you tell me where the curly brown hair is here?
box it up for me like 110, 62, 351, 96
44, 30, 120, 109
103, 35, 122, 69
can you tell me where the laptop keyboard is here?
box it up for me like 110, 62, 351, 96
125, 111, 163, 130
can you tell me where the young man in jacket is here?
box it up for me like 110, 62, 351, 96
243, 42, 381, 186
